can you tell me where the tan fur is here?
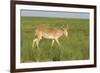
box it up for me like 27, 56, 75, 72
32, 26, 68, 48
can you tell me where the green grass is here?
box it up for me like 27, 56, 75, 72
21, 16, 89, 63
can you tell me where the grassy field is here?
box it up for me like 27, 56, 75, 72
21, 16, 89, 63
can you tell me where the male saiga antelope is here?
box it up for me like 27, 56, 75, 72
32, 26, 68, 48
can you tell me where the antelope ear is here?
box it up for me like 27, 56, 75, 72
62, 28, 65, 31
66, 24, 68, 28
62, 25, 64, 27
61, 25, 64, 29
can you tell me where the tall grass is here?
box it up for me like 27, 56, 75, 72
21, 16, 89, 62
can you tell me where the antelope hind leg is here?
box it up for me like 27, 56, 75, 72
36, 39, 41, 49
32, 38, 37, 48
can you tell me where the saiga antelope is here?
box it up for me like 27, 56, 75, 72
32, 26, 68, 48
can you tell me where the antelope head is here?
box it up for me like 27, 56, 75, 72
62, 24, 68, 37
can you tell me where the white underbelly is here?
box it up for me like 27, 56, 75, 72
43, 35, 55, 39
42, 33, 62, 39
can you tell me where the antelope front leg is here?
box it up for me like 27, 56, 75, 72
51, 40, 55, 47
55, 39, 61, 47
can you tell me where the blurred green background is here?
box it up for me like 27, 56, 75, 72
21, 16, 89, 63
